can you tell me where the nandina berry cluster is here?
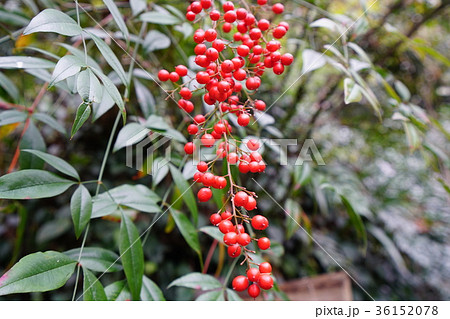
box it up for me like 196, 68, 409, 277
158, 0, 293, 299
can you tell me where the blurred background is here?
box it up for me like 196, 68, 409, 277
0, 0, 449, 300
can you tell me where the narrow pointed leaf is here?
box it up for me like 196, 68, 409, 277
21, 149, 79, 180
0, 110, 27, 127
120, 213, 144, 300
170, 208, 200, 255
102, 0, 129, 40
105, 280, 131, 300
64, 247, 122, 273
0, 57, 55, 69
168, 272, 222, 290
32, 113, 66, 135
71, 102, 91, 137
51, 55, 84, 86
141, 276, 165, 301
82, 268, 107, 301
169, 164, 198, 225
71, 185, 92, 238
23, 9, 82, 36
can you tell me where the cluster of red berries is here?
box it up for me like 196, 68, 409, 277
158, 0, 293, 299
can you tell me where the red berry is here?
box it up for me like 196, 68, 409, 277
197, 161, 208, 172
194, 43, 207, 55
232, 275, 249, 291
249, 161, 260, 173
233, 69, 247, 81
196, 71, 210, 84
194, 114, 206, 124
257, 0, 267, 4
273, 62, 285, 75
222, 22, 232, 33
281, 53, 294, 65
236, 8, 247, 20
244, 196, 257, 210
218, 81, 231, 93
222, 1, 234, 12
212, 39, 225, 52
158, 69, 170, 81
246, 77, 261, 90
234, 191, 249, 206
250, 151, 262, 162
184, 142, 195, 154
272, 3, 284, 14
197, 187, 212, 202
193, 29, 205, 43
266, 40, 280, 52
248, 284, 261, 298
202, 172, 215, 186
227, 152, 238, 164
169, 72, 179, 82
238, 161, 250, 173
279, 21, 290, 31
190, 1, 202, 14
219, 220, 234, 234
237, 45, 250, 57
258, 237, 271, 250
249, 28, 262, 40
187, 124, 198, 135
254, 100, 266, 111
221, 211, 232, 220
179, 87, 192, 99
273, 26, 287, 39
209, 10, 220, 21
251, 215, 269, 230
193, 171, 203, 182
257, 19, 270, 31
227, 244, 241, 258
201, 134, 215, 147
223, 232, 238, 245
215, 176, 227, 189
205, 47, 219, 61
258, 274, 274, 290
224, 11, 237, 23
204, 29, 217, 42
210, 213, 222, 225
259, 262, 272, 273
247, 139, 260, 151
237, 113, 250, 126
175, 65, 188, 77
247, 268, 260, 282
186, 11, 196, 21
237, 233, 252, 246
201, 0, 212, 9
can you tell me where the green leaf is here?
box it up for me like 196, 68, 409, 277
120, 213, 144, 300
21, 149, 79, 180
0, 8, 29, 26
170, 208, 201, 255
76, 69, 103, 103
134, 79, 155, 117
0, 251, 76, 296
293, 162, 312, 190
403, 122, 421, 151
91, 68, 126, 121
103, 0, 129, 40
23, 9, 82, 36
32, 113, 66, 135
130, 0, 147, 16
344, 78, 362, 104
140, 11, 181, 25
92, 184, 161, 218
19, 122, 45, 170
113, 122, 149, 152
105, 280, 131, 300
226, 288, 243, 301
169, 164, 198, 225
88, 32, 128, 86
92, 89, 115, 121
0, 169, 75, 199
71, 102, 91, 137
141, 276, 165, 301
144, 30, 171, 52
285, 199, 302, 240
302, 49, 327, 74
0, 57, 55, 69
340, 194, 367, 251
51, 55, 84, 86
64, 247, 122, 273
82, 268, 107, 301
71, 185, 92, 238
168, 273, 222, 290
0, 110, 27, 127
196, 290, 225, 301
58, 43, 101, 70
199, 226, 223, 242
0, 72, 20, 102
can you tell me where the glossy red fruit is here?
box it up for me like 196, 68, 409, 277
222, 22, 232, 33
247, 268, 260, 282
244, 196, 257, 210
209, 10, 220, 21
224, 11, 237, 23
219, 220, 234, 234
281, 53, 294, 65
212, 39, 225, 52
246, 77, 260, 90
237, 233, 252, 246
279, 21, 290, 31
232, 275, 249, 291
227, 152, 238, 164
273, 26, 287, 39
158, 69, 170, 81
193, 29, 205, 43
258, 274, 274, 290
257, 0, 267, 5
222, 1, 235, 12
233, 69, 247, 81
201, 134, 215, 147
210, 213, 222, 225
236, 8, 247, 20
273, 62, 285, 75
251, 215, 269, 230
190, 1, 202, 13
258, 237, 271, 250
205, 48, 219, 61
238, 161, 250, 173
237, 45, 250, 57
184, 142, 195, 154
179, 87, 192, 99
202, 172, 215, 186
204, 29, 217, 42
259, 262, 272, 274
194, 43, 207, 55
237, 113, 250, 126
175, 65, 188, 77
221, 211, 232, 220
215, 176, 227, 189
193, 171, 203, 182
194, 114, 205, 124
250, 151, 262, 162
235, 224, 245, 234
266, 40, 280, 52
197, 161, 208, 172
196, 71, 210, 84
187, 124, 198, 135
201, 0, 212, 9
248, 284, 261, 298
257, 19, 270, 31
254, 100, 266, 111
186, 11, 196, 21
227, 244, 241, 258
234, 191, 249, 206
197, 187, 212, 202
223, 232, 238, 245
272, 3, 284, 14
249, 161, 260, 173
